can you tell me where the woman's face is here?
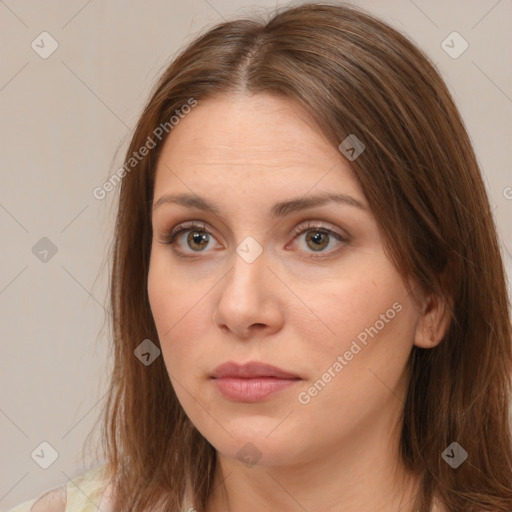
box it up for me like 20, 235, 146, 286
148, 93, 425, 468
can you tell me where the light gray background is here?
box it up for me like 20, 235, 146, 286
1, 0, 511, 508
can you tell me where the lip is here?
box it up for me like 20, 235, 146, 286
211, 361, 300, 379
211, 361, 302, 402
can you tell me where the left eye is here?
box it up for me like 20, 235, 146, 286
160, 221, 348, 258
290, 222, 348, 257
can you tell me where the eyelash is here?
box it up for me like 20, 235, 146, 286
159, 221, 349, 259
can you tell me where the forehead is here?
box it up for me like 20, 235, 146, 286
163, 93, 327, 152
153, 94, 365, 208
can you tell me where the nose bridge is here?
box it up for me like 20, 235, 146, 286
213, 235, 284, 337
224, 235, 268, 303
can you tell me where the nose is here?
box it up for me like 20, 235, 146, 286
212, 245, 285, 339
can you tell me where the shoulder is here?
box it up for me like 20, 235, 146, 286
7, 463, 116, 512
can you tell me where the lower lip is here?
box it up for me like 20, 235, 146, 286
212, 377, 301, 402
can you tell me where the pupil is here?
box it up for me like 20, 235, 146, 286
190, 232, 208, 249
308, 232, 328, 251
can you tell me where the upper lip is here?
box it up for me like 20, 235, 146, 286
211, 361, 301, 379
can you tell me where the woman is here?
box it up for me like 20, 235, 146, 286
10, 2, 512, 511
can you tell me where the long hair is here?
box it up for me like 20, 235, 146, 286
96, 2, 512, 510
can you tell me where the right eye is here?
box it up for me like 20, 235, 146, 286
158, 221, 223, 256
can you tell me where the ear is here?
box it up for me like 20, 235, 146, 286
413, 291, 452, 349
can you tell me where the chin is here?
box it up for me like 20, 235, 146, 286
204, 428, 307, 468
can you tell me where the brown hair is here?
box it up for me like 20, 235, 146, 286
96, 2, 512, 510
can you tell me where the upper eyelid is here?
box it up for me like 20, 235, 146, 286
168, 219, 345, 238
291, 220, 347, 236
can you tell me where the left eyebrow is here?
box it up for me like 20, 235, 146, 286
152, 192, 368, 218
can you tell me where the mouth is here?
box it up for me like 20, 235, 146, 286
210, 361, 302, 402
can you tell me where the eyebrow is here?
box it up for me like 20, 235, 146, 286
152, 192, 367, 218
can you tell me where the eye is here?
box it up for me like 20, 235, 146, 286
158, 220, 349, 259
289, 221, 349, 258
158, 221, 221, 256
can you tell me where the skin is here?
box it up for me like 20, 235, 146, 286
147, 93, 449, 512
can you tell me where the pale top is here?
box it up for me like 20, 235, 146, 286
7, 463, 197, 512
7, 463, 116, 512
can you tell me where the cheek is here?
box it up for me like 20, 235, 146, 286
147, 256, 212, 371
147, 244, 417, 380
292, 260, 414, 361
302, 288, 417, 409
